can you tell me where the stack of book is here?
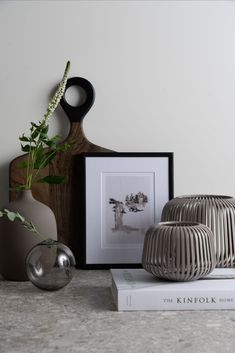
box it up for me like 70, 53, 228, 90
110, 268, 235, 311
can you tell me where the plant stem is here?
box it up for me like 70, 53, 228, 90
0, 209, 45, 241
31, 149, 56, 184
18, 61, 70, 190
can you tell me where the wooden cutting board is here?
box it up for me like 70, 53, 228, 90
9, 77, 113, 254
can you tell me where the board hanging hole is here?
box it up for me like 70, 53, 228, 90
65, 85, 87, 107
60, 77, 95, 123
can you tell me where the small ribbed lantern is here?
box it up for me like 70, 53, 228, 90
161, 195, 235, 267
142, 221, 216, 281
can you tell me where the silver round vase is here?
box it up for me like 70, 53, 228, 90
142, 221, 216, 281
26, 239, 76, 291
161, 195, 235, 267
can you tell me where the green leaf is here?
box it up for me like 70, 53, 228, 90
30, 121, 49, 140
9, 185, 27, 192
33, 144, 44, 169
45, 140, 56, 149
15, 212, 25, 223
33, 145, 57, 169
44, 150, 57, 165
31, 128, 40, 139
30, 122, 40, 129
51, 134, 61, 142
45, 135, 62, 148
0, 211, 3, 217
39, 134, 50, 144
20, 144, 36, 153
19, 134, 30, 142
41, 124, 49, 134
4, 210, 17, 221
17, 161, 29, 169
51, 141, 73, 153
20, 144, 31, 152
37, 175, 68, 184
16, 62, 71, 189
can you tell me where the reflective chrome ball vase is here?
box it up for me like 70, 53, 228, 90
26, 239, 76, 291
142, 222, 216, 281
161, 195, 235, 267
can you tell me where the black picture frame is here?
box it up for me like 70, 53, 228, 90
77, 152, 174, 269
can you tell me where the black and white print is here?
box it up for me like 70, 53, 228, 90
102, 173, 155, 248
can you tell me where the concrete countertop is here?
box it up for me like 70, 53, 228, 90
0, 270, 235, 353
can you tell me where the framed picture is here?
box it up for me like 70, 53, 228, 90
78, 152, 174, 269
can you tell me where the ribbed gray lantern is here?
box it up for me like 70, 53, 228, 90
161, 195, 235, 268
142, 221, 216, 281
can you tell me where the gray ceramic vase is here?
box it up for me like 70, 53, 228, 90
161, 195, 235, 268
142, 221, 216, 281
0, 190, 57, 281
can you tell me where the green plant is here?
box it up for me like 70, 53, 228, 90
15, 61, 71, 191
0, 209, 43, 240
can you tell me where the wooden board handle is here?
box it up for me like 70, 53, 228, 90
60, 77, 95, 123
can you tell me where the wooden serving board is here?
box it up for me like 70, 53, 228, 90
9, 77, 113, 254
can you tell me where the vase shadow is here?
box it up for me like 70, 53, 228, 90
0, 160, 10, 208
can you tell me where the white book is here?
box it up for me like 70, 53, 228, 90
110, 268, 235, 311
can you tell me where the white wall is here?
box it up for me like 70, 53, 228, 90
0, 0, 235, 206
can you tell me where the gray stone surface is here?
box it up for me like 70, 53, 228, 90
0, 270, 235, 353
